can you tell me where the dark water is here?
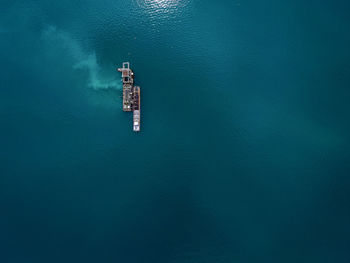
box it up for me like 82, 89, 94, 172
1, 0, 350, 262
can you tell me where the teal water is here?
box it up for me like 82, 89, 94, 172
1, 0, 350, 262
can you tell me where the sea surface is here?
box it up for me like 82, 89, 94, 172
1, 0, 350, 262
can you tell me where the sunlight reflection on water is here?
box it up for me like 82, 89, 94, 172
133, 0, 190, 12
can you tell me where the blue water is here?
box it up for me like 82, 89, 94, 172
1, 0, 350, 262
